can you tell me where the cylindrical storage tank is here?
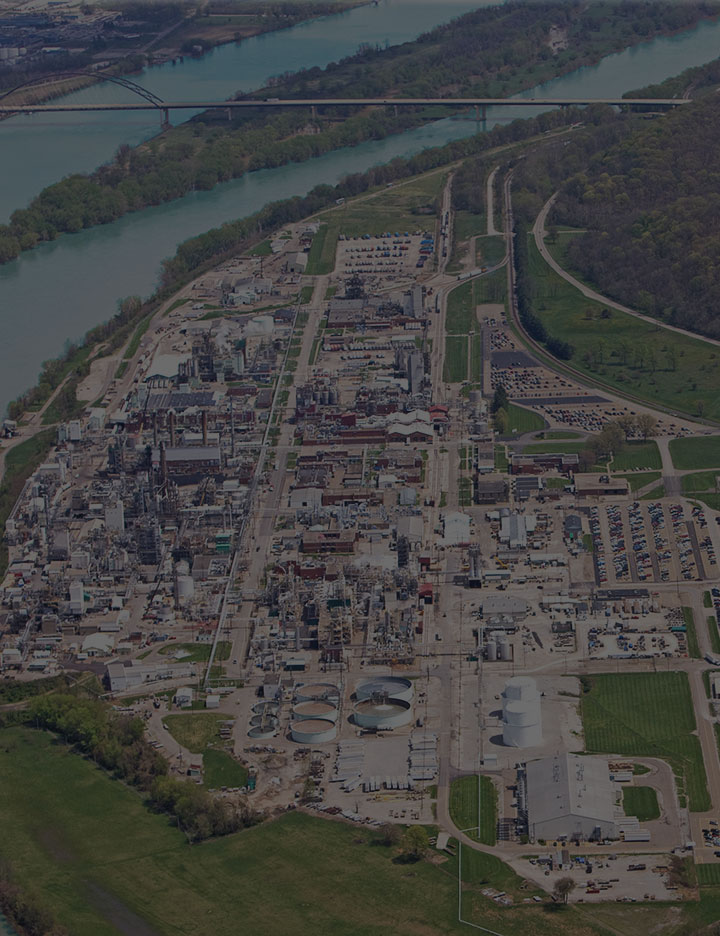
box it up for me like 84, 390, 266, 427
252, 701, 279, 716
353, 697, 412, 729
503, 676, 539, 703
503, 701, 538, 727
497, 636, 511, 661
503, 721, 543, 747
291, 718, 337, 743
177, 575, 194, 599
292, 700, 339, 723
486, 640, 497, 662
356, 676, 413, 704
250, 714, 279, 728
248, 716, 278, 739
176, 560, 190, 576
295, 682, 340, 703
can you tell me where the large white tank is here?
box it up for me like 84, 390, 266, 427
291, 718, 337, 743
356, 676, 413, 703
503, 676, 539, 704
502, 698, 542, 748
497, 636, 512, 661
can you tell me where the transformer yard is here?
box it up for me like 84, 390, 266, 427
4, 168, 720, 912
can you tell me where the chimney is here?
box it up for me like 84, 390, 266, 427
202, 410, 208, 446
169, 410, 176, 448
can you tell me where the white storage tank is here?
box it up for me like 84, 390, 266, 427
292, 700, 339, 723
502, 699, 542, 748
291, 718, 337, 744
353, 697, 412, 729
177, 576, 194, 599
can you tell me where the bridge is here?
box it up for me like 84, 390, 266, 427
0, 96, 686, 115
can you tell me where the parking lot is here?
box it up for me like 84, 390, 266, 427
590, 501, 712, 586
334, 231, 434, 287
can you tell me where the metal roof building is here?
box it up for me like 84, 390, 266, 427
525, 754, 618, 843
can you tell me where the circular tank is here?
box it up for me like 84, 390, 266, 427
295, 682, 340, 703
248, 716, 278, 739
503, 721, 543, 748
290, 718, 337, 743
292, 700, 339, 723
355, 676, 414, 703
503, 677, 539, 709
252, 701, 279, 716
503, 701, 539, 727
353, 697, 412, 729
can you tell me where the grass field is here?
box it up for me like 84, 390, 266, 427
708, 616, 720, 654
530, 236, 720, 420
522, 441, 587, 455
641, 484, 666, 500
444, 335, 467, 383
446, 280, 476, 334
448, 776, 497, 846
622, 786, 660, 822
671, 437, 720, 470
580, 672, 710, 811
505, 403, 544, 434
615, 471, 662, 492
610, 441, 661, 471
683, 469, 720, 493
0, 727, 626, 936
494, 444, 508, 471
314, 172, 446, 270
477, 235, 506, 267
698, 865, 720, 886
684, 607, 701, 659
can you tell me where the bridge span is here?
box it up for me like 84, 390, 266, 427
0, 96, 687, 115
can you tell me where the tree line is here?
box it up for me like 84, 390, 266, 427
28, 694, 260, 843
3, 0, 717, 265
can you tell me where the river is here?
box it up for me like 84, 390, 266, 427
2, 7, 720, 414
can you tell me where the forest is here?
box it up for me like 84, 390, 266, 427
551, 91, 720, 339
0, 0, 716, 265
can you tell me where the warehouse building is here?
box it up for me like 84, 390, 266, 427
524, 754, 619, 843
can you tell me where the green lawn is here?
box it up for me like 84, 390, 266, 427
682, 469, 720, 493
304, 224, 337, 275
708, 616, 720, 655
505, 403, 544, 434
540, 430, 582, 439
0, 726, 614, 936
298, 285, 313, 304
530, 236, 720, 420
683, 607, 701, 659
610, 441, 661, 471
622, 786, 660, 822
640, 484, 666, 500
446, 280, 476, 334
477, 235, 506, 267
454, 210, 485, 243
671, 437, 720, 470
163, 713, 228, 752
705, 591, 713, 608
494, 444, 508, 471
448, 775, 497, 846
615, 471, 662, 492
202, 749, 248, 790
443, 336, 467, 383
697, 865, 720, 886
580, 672, 710, 811
522, 441, 588, 455
470, 334, 482, 382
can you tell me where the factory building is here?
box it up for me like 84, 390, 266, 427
524, 754, 619, 843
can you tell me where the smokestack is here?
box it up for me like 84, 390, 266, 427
230, 397, 235, 458
169, 410, 176, 448
202, 410, 208, 446
160, 442, 168, 485
152, 412, 158, 447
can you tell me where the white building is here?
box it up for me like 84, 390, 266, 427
525, 754, 619, 843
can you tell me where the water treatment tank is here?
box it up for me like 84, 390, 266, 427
292, 700, 339, 723
290, 718, 337, 744
355, 676, 414, 704
353, 697, 412, 729
295, 682, 340, 703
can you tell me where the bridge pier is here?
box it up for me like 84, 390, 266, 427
161, 106, 171, 130
311, 104, 316, 121
475, 104, 487, 130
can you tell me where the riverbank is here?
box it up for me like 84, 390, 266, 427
2, 0, 716, 268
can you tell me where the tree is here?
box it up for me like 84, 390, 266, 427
616, 414, 636, 440
553, 877, 576, 904
493, 407, 508, 435
403, 826, 429, 860
378, 823, 402, 847
492, 383, 508, 414
636, 413, 657, 440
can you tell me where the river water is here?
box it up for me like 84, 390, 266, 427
2, 6, 720, 413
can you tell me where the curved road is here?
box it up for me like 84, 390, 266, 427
534, 194, 720, 353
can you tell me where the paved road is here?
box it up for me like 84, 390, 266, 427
486, 166, 501, 236
534, 194, 720, 354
